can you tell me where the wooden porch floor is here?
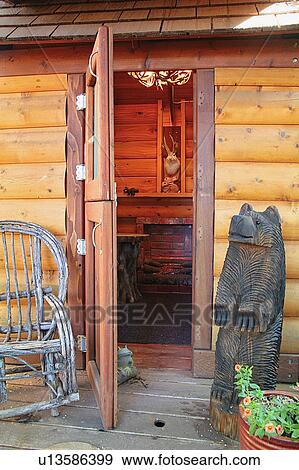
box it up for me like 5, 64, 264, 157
0, 369, 239, 450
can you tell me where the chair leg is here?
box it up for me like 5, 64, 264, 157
0, 357, 7, 403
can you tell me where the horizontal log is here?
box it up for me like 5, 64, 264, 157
215, 162, 299, 201
0, 91, 66, 129
0, 127, 66, 164
114, 124, 157, 142
216, 86, 299, 125
0, 199, 66, 235
115, 142, 156, 159
115, 104, 157, 125
212, 318, 299, 354
214, 277, 299, 317
216, 125, 299, 163
0, 74, 67, 94
116, 176, 157, 194
117, 199, 193, 218
115, 159, 156, 178
0, 235, 66, 271
215, 68, 299, 87
0, 269, 59, 294
214, 239, 299, 279
215, 200, 299, 241
0, 163, 65, 199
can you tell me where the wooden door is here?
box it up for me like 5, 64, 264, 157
85, 27, 117, 429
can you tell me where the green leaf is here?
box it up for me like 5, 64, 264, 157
255, 428, 265, 439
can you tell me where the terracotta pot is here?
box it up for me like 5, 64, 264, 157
239, 390, 299, 450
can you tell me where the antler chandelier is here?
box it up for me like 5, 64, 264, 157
128, 70, 192, 89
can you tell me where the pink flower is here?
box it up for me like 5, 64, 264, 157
265, 423, 275, 434
243, 396, 252, 406
235, 364, 242, 372
276, 425, 284, 436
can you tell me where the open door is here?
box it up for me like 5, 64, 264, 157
85, 27, 117, 429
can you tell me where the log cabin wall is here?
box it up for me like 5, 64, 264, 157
0, 74, 67, 322
213, 68, 299, 356
114, 72, 193, 233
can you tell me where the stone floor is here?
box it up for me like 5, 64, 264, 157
0, 368, 240, 450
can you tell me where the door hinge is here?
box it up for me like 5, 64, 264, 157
76, 164, 86, 181
77, 239, 86, 256
77, 335, 86, 352
76, 93, 86, 111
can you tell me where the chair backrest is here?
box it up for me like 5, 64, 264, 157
0, 221, 68, 342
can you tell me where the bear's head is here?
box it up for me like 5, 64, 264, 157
228, 203, 282, 248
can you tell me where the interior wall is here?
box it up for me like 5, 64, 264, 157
114, 72, 193, 233
0, 74, 67, 320
213, 67, 299, 355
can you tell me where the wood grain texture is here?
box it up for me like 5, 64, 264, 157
114, 124, 157, 142
213, 318, 299, 354
215, 68, 299, 87
0, 91, 67, 129
215, 125, 299, 163
115, 140, 156, 158
0, 199, 66, 235
115, 159, 157, 177
115, 104, 157, 125
0, 163, 65, 199
192, 69, 215, 352
216, 86, 299, 125
214, 239, 299, 280
116, 176, 157, 194
215, 200, 299, 241
0, 127, 66, 164
117, 198, 193, 219
0, 37, 298, 77
214, 277, 299, 318
215, 162, 299, 201
66, 74, 85, 370
0, 74, 67, 94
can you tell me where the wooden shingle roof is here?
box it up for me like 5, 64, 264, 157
0, 0, 298, 41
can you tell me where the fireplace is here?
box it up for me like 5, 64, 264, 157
136, 217, 192, 290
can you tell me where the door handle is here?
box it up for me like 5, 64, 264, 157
92, 220, 103, 254
88, 50, 99, 79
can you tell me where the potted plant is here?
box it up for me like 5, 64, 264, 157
235, 365, 299, 450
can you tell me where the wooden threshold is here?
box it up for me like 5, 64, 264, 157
118, 343, 192, 370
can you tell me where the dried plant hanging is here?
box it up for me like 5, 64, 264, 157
128, 70, 192, 89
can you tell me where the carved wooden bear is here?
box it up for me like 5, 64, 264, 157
210, 203, 285, 439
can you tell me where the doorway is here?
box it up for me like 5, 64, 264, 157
114, 71, 194, 369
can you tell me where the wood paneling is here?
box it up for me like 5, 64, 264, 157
0, 199, 66, 235
116, 177, 157, 194
115, 159, 157, 177
215, 162, 299, 201
0, 127, 66, 164
0, 74, 67, 94
0, 91, 66, 129
215, 200, 299, 241
117, 198, 193, 219
0, 163, 65, 199
115, 141, 156, 158
115, 104, 157, 125
215, 68, 299, 87
216, 125, 299, 163
216, 86, 299, 125
114, 124, 157, 142
214, 68, 299, 356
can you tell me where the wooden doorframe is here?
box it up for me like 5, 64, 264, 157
66, 73, 86, 369
192, 70, 215, 377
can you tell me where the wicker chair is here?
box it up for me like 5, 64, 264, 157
0, 221, 79, 419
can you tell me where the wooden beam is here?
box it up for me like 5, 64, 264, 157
0, 36, 298, 77
192, 69, 215, 357
66, 74, 86, 370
